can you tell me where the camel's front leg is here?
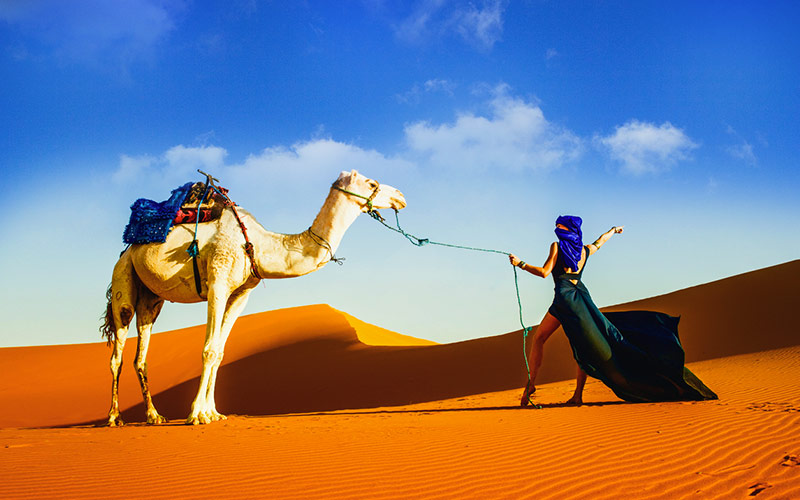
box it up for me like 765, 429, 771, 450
187, 283, 236, 425
203, 288, 253, 420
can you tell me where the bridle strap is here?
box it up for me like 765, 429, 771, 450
332, 182, 381, 211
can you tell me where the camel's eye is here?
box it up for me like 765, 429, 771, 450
368, 181, 378, 188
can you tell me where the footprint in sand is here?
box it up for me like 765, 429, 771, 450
746, 402, 800, 412
747, 482, 772, 496
781, 455, 800, 467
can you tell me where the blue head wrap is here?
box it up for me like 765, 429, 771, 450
554, 215, 583, 271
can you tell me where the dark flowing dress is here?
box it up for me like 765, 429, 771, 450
548, 246, 717, 402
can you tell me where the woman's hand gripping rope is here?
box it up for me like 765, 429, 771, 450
368, 208, 540, 408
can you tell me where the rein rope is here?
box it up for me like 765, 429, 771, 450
367, 207, 535, 393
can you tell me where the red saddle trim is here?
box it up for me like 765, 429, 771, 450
173, 208, 217, 225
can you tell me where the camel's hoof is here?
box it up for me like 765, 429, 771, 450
146, 413, 167, 425
186, 413, 210, 425
107, 416, 124, 427
186, 410, 226, 425
209, 411, 227, 422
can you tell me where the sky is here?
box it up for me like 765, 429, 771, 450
1, 0, 798, 347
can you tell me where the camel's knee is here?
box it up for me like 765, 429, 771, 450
119, 306, 134, 328
202, 349, 222, 365
110, 355, 123, 374
135, 360, 148, 378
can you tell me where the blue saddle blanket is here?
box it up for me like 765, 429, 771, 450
123, 182, 194, 244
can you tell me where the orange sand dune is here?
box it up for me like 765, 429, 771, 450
0, 260, 798, 499
1, 347, 798, 499
0, 260, 798, 430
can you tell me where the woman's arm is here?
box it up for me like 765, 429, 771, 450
586, 225, 624, 255
509, 242, 558, 278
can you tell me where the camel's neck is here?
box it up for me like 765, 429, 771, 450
306, 187, 362, 262
252, 187, 363, 278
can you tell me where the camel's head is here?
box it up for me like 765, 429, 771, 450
333, 170, 407, 213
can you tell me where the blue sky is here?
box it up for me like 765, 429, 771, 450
1, 0, 798, 347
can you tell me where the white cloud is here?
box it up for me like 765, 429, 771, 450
595, 120, 698, 175
394, 0, 507, 51
113, 145, 227, 186
403, 85, 582, 171
113, 154, 157, 184
112, 139, 413, 207
0, 0, 181, 66
231, 139, 408, 180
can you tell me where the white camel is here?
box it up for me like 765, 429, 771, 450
101, 170, 406, 425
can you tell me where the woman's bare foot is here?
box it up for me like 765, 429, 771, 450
565, 395, 583, 406
520, 381, 536, 407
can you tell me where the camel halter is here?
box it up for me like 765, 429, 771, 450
302, 181, 383, 266
332, 181, 382, 213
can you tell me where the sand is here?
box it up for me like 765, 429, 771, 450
1, 260, 798, 499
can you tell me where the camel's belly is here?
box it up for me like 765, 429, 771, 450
130, 227, 207, 304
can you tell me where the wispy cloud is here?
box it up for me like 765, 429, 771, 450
725, 126, 758, 167
0, 0, 182, 67
448, 0, 506, 50
403, 84, 582, 171
395, 78, 457, 104
394, 0, 508, 51
595, 120, 698, 175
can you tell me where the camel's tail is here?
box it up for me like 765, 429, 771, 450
100, 284, 115, 347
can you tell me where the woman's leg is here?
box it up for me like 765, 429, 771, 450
521, 312, 562, 406
566, 365, 587, 405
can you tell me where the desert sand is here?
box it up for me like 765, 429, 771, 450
1, 260, 799, 499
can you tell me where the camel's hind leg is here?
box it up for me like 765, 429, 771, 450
105, 251, 137, 427
134, 287, 167, 424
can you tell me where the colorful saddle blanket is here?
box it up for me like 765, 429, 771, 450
122, 182, 230, 244
123, 182, 194, 244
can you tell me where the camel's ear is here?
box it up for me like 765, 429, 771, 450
350, 169, 359, 177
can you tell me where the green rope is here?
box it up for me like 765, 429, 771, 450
368, 209, 536, 398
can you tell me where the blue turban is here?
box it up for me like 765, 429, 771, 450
555, 215, 583, 271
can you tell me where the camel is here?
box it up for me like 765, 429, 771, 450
101, 170, 406, 425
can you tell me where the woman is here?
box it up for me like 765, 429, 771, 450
509, 215, 717, 407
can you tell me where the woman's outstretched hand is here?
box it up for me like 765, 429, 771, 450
613, 225, 624, 234
508, 253, 521, 267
